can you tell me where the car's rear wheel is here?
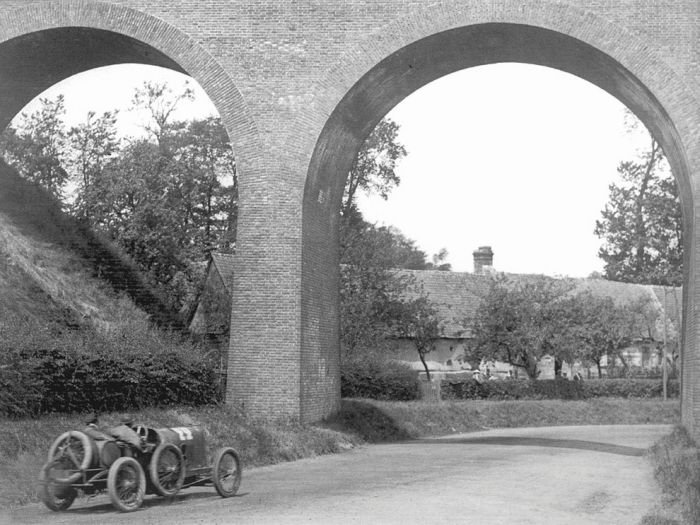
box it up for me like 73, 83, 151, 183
39, 461, 77, 511
212, 447, 242, 497
107, 457, 145, 512
149, 443, 185, 497
46, 431, 92, 484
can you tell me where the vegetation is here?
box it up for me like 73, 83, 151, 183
470, 274, 673, 380
441, 378, 679, 401
0, 405, 361, 509
595, 113, 682, 286
642, 426, 700, 524
339, 121, 448, 362
328, 398, 679, 442
0, 84, 237, 313
341, 353, 420, 401
471, 275, 575, 379
1, 398, 678, 509
0, 313, 220, 418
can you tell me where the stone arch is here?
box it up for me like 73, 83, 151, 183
301, 1, 700, 428
0, 0, 263, 185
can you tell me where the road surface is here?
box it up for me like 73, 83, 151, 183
5, 424, 671, 525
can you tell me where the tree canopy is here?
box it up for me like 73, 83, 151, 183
595, 117, 682, 286
0, 83, 237, 312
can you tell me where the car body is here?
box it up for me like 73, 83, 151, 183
39, 422, 242, 512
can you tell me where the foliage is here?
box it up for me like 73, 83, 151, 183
67, 110, 120, 221
441, 377, 679, 401
0, 85, 237, 312
0, 96, 69, 200
595, 115, 682, 286
0, 315, 219, 418
470, 275, 575, 379
341, 354, 420, 401
388, 295, 441, 380
1, 404, 361, 509
342, 118, 406, 216
559, 290, 660, 377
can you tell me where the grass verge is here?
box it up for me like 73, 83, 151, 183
1, 397, 679, 509
640, 426, 700, 525
327, 397, 680, 442
0, 405, 360, 509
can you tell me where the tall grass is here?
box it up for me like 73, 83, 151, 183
642, 426, 700, 524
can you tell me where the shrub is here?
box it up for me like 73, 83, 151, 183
441, 377, 679, 401
441, 378, 586, 400
584, 378, 679, 398
341, 355, 419, 401
0, 315, 220, 418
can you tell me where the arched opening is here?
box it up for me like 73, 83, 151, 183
0, 7, 257, 415
302, 23, 694, 422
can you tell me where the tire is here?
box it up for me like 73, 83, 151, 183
149, 443, 185, 497
39, 461, 77, 511
46, 431, 92, 484
107, 457, 146, 512
212, 447, 242, 498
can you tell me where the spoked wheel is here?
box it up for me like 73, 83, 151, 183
107, 457, 145, 512
212, 447, 242, 497
46, 431, 92, 484
149, 443, 185, 497
39, 460, 77, 511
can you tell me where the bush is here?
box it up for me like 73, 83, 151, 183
441, 377, 680, 401
584, 378, 679, 398
341, 355, 419, 401
0, 315, 220, 417
441, 377, 586, 400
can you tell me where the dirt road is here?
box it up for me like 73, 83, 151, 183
5, 424, 670, 525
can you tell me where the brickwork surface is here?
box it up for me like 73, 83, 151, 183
0, 0, 699, 431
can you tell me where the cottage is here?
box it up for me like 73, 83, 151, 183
390, 247, 682, 379
192, 248, 682, 379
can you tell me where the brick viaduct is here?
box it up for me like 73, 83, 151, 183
1, 0, 700, 434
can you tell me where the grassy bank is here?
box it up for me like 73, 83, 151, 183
1, 397, 679, 509
641, 426, 700, 525
0, 405, 360, 509
328, 398, 680, 442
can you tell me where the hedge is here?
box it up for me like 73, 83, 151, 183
0, 317, 221, 418
341, 356, 420, 401
441, 377, 680, 401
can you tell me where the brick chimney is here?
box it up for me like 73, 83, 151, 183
473, 246, 494, 275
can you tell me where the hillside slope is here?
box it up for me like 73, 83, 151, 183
0, 160, 181, 332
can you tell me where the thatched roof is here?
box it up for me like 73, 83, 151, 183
393, 269, 682, 340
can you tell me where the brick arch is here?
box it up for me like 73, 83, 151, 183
301, 1, 700, 427
0, 0, 263, 181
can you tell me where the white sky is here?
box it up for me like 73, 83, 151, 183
15, 62, 652, 278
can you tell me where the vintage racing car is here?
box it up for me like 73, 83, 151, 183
39, 419, 242, 512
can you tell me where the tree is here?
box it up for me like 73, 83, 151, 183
68, 110, 120, 220
0, 96, 69, 200
558, 291, 633, 378
595, 119, 682, 286
389, 294, 441, 381
342, 118, 407, 216
470, 275, 574, 379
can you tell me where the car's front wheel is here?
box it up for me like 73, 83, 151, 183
212, 447, 242, 497
107, 457, 145, 512
149, 443, 185, 497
